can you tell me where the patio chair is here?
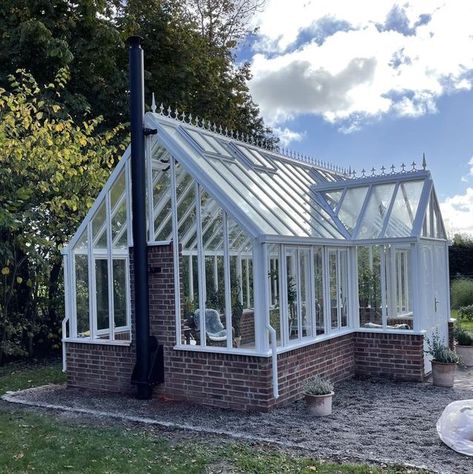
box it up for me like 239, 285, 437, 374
193, 309, 228, 342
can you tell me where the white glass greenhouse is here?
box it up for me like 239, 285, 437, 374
62, 108, 451, 406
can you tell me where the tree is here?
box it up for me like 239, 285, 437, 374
449, 233, 473, 279
0, 0, 275, 144
118, 0, 275, 144
0, 69, 125, 362
190, 0, 264, 47
0, 0, 128, 129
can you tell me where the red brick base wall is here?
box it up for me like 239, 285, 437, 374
354, 332, 425, 381
65, 244, 426, 409
66, 342, 135, 393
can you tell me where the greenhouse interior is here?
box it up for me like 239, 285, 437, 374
62, 108, 451, 408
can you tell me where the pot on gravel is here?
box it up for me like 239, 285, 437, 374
425, 331, 460, 388
454, 326, 473, 366
431, 361, 457, 388
303, 374, 334, 416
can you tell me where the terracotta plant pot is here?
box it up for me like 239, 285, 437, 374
304, 392, 334, 416
432, 360, 456, 387
456, 345, 473, 366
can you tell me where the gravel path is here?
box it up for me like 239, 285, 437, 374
4, 377, 473, 474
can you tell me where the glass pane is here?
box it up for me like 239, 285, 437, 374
268, 244, 281, 346
286, 248, 298, 340
153, 166, 172, 241
299, 248, 311, 337
313, 247, 325, 335
358, 246, 382, 328
75, 255, 89, 337
111, 199, 127, 248
385, 181, 423, 238
113, 259, 127, 329
357, 184, 395, 239
329, 250, 338, 329
228, 216, 255, 349
241, 257, 253, 309
323, 190, 343, 211
340, 250, 349, 327
95, 259, 109, 335
92, 201, 107, 249
338, 187, 368, 233
186, 128, 218, 153
110, 170, 125, 209
74, 227, 88, 252
205, 135, 233, 158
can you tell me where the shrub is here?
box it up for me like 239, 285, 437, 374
425, 331, 460, 364
459, 304, 473, 321
454, 326, 473, 346
303, 374, 334, 396
451, 278, 473, 309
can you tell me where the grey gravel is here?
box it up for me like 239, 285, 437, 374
4, 375, 473, 474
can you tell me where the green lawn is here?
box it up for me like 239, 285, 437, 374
451, 309, 473, 331
0, 361, 424, 473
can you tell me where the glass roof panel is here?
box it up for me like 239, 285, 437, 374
185, 128, 216, 153
385, 180, 423, 238
159, 123, 279, 236
150, 115, 439, 242
322, 190, 343, 211
337, 187, 368, 234
356, 184, 395, 239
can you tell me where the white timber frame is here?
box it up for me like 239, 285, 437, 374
62, 110, 450, 374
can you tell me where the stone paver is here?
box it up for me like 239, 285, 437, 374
454, 365, 473, 390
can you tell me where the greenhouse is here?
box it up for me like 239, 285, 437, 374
62, 104, 451, 410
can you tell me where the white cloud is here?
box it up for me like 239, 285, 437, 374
440, 188, 473, 236
273, 126, 305, 147
249, 0, 473, 128
460, 156, 473, 183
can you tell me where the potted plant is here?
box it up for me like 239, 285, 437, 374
303, 374, 334, 416
425, 331, 460, 387
454, 326, 473, 366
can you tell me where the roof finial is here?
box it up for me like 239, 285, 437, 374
151, 93, 157, 113
422, 153, 427, 170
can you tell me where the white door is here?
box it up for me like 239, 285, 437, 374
420, 242, 449, 374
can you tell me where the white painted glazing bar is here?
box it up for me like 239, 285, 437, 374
309, 247, 316, 337
170, 157, 182, 346
87, 222, 97, 339
105, 192, 115, 341
223, 212, 232, 349
195, 183, 206, 347
380, 247, 387, 329
280, 244, 289, 345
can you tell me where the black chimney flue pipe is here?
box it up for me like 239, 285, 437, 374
128, 36, 152, 400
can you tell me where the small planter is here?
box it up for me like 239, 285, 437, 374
456, 345, 473, 366
304, 392, 334, 416
432, 360, 456, 387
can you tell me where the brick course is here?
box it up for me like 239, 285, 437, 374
65, 243, 426, 410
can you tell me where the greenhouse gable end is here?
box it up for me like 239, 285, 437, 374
62, 109, 451, 411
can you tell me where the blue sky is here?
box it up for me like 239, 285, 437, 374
238, 0, 473, 235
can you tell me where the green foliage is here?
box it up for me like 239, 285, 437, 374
449, 234, 473, 279
0, 69, 124, 362
459, 304, 473, 321
425, 331, 460, 364
303, 374, 334, 396
0, 0, 276, 143
454, 326, 473, 346
451, 278, 473, 309
0, 360, 65, 395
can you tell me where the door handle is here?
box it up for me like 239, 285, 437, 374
434, 297, 439, 312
